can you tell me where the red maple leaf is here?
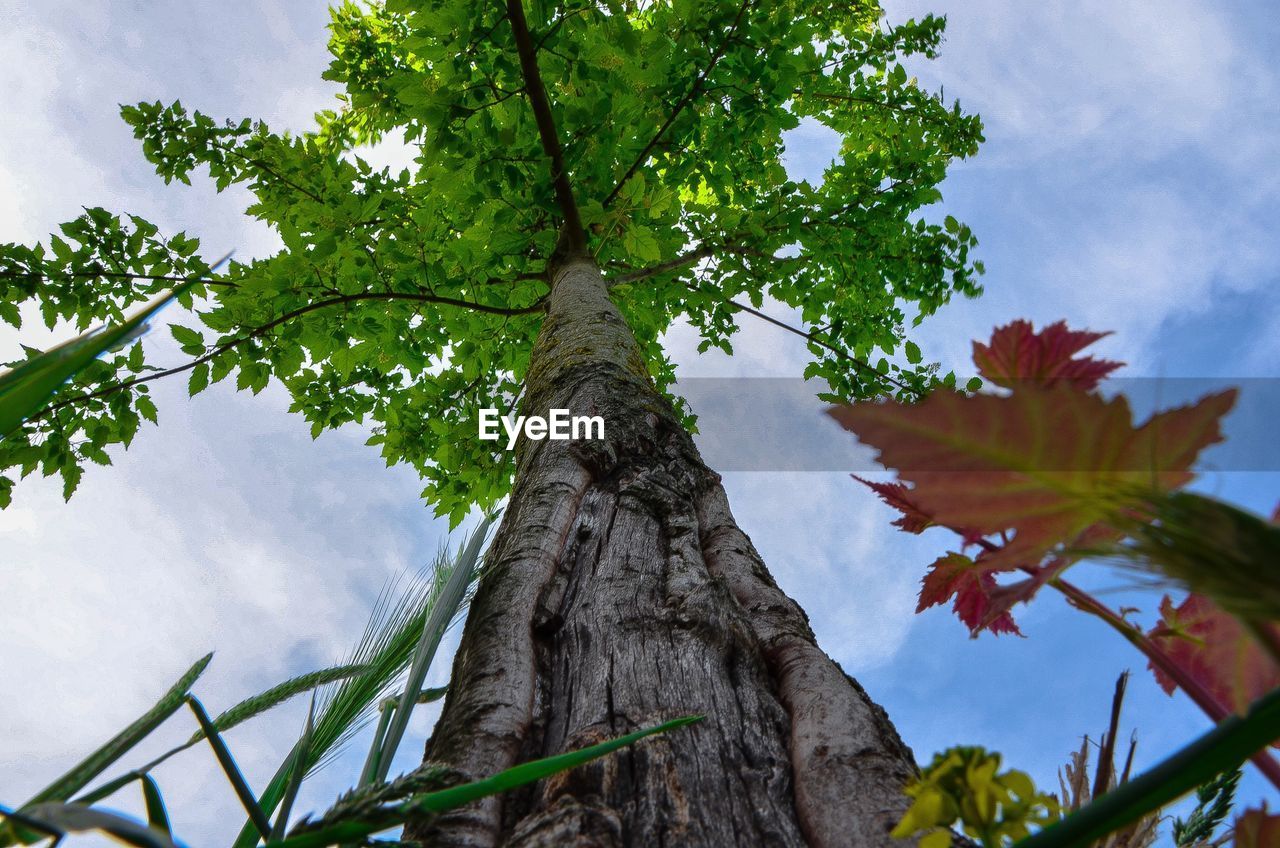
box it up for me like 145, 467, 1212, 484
830, 385, 1236, 574
833, 319, 1239, 642
972, 319, 1122, 390
917, 552, 1022, 636
1146, 593, 1280, 713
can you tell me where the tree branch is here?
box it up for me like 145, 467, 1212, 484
26, 290, 546, 423
604, 240, 903, 393
608, 241, 805, 288
609, 244, 717, 286
712, 291, 912, 395
217, 144, 325, 205
0, 269, 238, 289
505, 0, 587, 253
793, 89, 921, 118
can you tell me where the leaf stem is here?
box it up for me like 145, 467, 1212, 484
1050, 576, 1280, 791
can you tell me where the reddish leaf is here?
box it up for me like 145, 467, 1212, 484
1271, 502, 1279, 525
917, 553, 1021, 636
1127, 391, 1241, 476
980, 556, 1070, 630
1234, 806, 1280, 848
854, 475, 934, 533
918, 553, 977, 612
972, 319, 1122, 390
1146, 593, 1280, 713
830, 386, 1236, 573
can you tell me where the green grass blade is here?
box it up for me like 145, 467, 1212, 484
187, 696, 272, 841
273, 716, 702, 848
15, 802, 184, 848
0, 286, 185, 437
139, 774, 171, 838
0, 805, 61, 845
357, 701, 396, 790
269, 697, 316, 843
20, 653, 212, 807
374, 513, 496, 785
1013, 686, 1280, 848
74, 771, 145, 808
186, 664, 368, 746
75, 663, 372, 806
415, 716, 703, 809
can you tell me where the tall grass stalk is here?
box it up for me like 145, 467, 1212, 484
231, 514, 496, 848
372, 513, 496, 784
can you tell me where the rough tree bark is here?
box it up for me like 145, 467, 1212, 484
406, 251, 919, 848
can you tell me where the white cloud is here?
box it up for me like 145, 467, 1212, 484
721, 472, 922, 669
879, 0, 1280, 375
888, 0, 1247, 158
0, 2, 443, 838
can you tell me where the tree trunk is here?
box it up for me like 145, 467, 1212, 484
407, 253, 918, 847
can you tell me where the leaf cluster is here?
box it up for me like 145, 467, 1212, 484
891, 746, 1060, 848
1, 0, 984, 520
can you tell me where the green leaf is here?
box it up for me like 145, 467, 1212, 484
187, 362, 209, 396
622, 226, 660, 262
168, 325, 205, 356
137, 395, 159, 424
905, 340, 922, 365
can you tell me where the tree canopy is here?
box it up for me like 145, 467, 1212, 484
0, 0, 982, 523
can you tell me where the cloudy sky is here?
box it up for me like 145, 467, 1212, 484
2, 0, 1278, 843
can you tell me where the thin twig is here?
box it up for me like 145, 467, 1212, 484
28, 290, 545, 423
714, 291, 913, 395
0, 269, 237, 289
